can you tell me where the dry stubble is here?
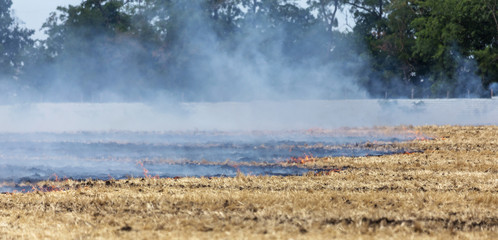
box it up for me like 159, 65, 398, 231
0, 125, 496, 239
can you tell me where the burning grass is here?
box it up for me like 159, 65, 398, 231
0, 125, 497, 239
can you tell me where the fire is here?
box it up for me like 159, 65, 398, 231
288, 153, 315, 164
401, 127, 431, 141
25, 173, 67, 193
137, 161, 160, 179
5, 126, 444, 194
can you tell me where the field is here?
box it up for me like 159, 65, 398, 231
0, 125, 496, 239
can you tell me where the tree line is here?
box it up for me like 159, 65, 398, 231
1, 0, 497, 102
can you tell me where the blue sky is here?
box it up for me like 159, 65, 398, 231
12, 0, 82, 39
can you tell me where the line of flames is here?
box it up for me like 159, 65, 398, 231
288, 153, 315, 164
6, 129, 445, 194
5, 173, 71, 195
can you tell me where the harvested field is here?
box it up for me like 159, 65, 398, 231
0, 125, 496, 239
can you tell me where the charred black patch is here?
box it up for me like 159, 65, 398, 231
120, 225, 132, 231
322, 217, 498, 231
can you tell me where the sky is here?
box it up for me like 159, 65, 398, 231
12, 0, 83, 39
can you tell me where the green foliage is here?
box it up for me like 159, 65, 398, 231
348, 0, 497, 97
474, 46, 498, 88
348, 0, 417, 97
0, 0, 34, 78
411, 0, 497, 96
33, 0, 152, 101
43, 0, 131, 57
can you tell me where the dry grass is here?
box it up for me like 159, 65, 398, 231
0, 125, 497, 239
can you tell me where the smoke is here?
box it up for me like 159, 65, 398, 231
10, 1, 492, 103
489, 82, 498, 98
452, 47, 487, 98
0, 1, 494, 132
0, 99, 496, 133
170, 3, 366, 101
11, 1, 369, 103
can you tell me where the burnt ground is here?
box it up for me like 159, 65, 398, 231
0, 126, 422, 184
0, 125, 496, 239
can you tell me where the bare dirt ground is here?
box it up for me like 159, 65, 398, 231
0, 125, 496, 239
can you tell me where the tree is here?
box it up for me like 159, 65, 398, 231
0, 0, 34, 78
475, 0, 498, 89
348, 0, 389, 36
368, 0, 421, 97
411, 0, 497, 97
39, 0, 148, 101
43, 0, 132, 58
346, 0, 412, 97
19, 0, 496, 101
308, 0, 343, 32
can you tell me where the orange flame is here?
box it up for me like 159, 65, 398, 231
137, 161, 159, 179
401, 127, 430, 141
288, 153, 315, 164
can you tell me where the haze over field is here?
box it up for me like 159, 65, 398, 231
0, 0, 496, 133
0, 99, 496, 133
1, 0, 497, 104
